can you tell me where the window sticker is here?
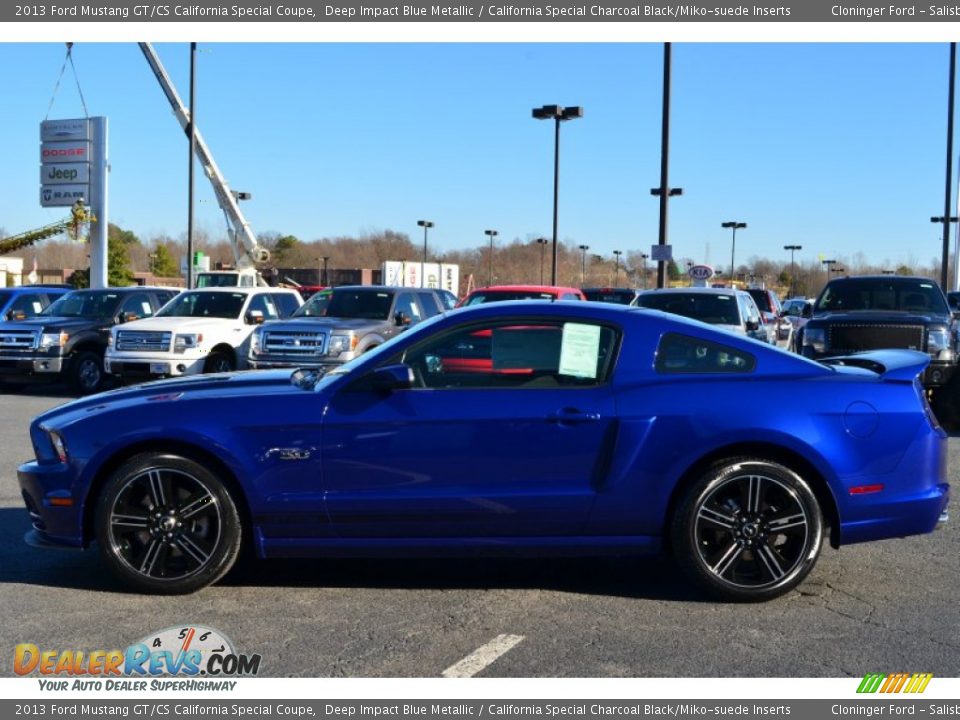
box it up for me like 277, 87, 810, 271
141, 301, 152, 314
559, 323, 601, 379
32, 302, 42, 313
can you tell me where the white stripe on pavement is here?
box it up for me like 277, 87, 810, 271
441, 634, 525, 678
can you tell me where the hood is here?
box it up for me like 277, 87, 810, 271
119, 316, 238, 332
1, 316, 106, 333
269, 316, 390, 331
810, 310, 947, 325
34, 369, 306, 427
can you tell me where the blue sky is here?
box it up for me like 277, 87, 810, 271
0, 42, 955, 269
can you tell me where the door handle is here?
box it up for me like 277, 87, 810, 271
548, 408, 601, 425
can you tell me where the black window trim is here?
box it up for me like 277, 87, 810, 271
654, 332, 757, 375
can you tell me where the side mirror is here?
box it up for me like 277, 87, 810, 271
394, 311, 411, 327
745, 320, 760, 332
123, 312, 139, 323
7, 310, 26, 321
802, 304, 813, 318
246, 310, 265, 325
370, 364, 415, 393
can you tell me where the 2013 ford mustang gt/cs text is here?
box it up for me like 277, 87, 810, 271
18, 301, 949, 601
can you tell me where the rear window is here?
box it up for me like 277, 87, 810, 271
583, 290, 635, 305
746, 289, 774, 313
637, 293, 741, 326
464, 290, 557, 305
655, 333, 756, 374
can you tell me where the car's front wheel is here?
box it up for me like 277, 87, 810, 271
671, 458, 823, 602
69, 351, 104, 395
94, 453, 242, 594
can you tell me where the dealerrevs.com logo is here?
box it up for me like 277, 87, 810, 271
857, 673, 933, 694
14, 625, 261, 689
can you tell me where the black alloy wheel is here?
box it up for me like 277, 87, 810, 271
204, 351, 235, 374
95, 454, 242, 594
672, 458, 823, 602
70, 351, 104, 395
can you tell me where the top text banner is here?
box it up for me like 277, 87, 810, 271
5, 0, 959, 22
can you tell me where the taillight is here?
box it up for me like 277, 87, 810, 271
916, 378, 941, 429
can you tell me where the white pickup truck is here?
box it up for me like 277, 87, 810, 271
105, 287, 302, 381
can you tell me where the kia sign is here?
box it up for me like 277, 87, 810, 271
688, 264, 715, 280
40, 118, 91, 143
40, 184, 87, 206
40, 141, 90, 162
41, 163, 90, 185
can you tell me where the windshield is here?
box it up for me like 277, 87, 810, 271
195, 274, 239, 288
41, 291, 122, 319
637, 293, 741, 326
156, 291, 246, 319
583, 290, 635, 305
817, 280, 948, 314
294, 289, 393, 319
464, 290, 557, 305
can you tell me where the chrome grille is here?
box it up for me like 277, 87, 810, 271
827, 324, 924, 353
263, 330, 326, 356
0, 330, 37, 351
116, 331, 172, 352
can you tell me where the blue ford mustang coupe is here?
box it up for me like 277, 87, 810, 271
18, 302, 949, 601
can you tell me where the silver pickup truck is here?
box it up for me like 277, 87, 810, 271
248, 285, 446, 369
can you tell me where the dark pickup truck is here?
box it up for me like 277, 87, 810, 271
248, 285, 445, 370
0, 287, 178, 394
794, 275, 960, 424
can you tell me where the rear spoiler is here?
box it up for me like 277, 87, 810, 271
818, 349, 930, 383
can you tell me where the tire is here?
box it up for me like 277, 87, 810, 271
671, 458, 823, 602
203, 351, 235, 374
69, 351, 104, 395
94, 453, 242, 594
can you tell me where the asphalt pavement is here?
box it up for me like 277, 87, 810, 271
0, 384, 957, 678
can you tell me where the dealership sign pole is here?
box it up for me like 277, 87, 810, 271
40, 116, 108, 288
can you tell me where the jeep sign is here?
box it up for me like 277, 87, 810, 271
41, 163, 90, 185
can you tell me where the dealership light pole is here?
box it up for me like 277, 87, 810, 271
532, 104, 583, 286
938, 42, 958, 290
640, 253, 649, 289
578, 244, 590, 287
821, 259, 836, 292
613, 250, 623, 287
187, 42, 197, 289
650, 43, 683, 290
417, 219, 433, 288
722, 221, 746, 286
784, 244, 802, 296
485, 229, 498, 286
536, 238, 548, 285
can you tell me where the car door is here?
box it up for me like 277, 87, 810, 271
320, 316, 621, 538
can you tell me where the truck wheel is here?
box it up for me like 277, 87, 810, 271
94, 453, 242, 594
204, 351, 235, 374
69, 351, 104, 395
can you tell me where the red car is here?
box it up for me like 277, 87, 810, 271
458, 284, 586, 307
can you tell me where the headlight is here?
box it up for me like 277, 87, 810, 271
250, 329, 262, 355
173, 333, 202, 353
327, 334, 357, 356
928, 327, 950, 354
48, 430, 68, 463
39, 332, 68, 349
802, 328, 826, 353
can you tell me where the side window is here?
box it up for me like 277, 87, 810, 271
9, 294, 45, 318
119, 293, 155, 321
248, 293, 280, 321
415, 291, 442, 318
394, 293, 422, 323
401, 320, 618, 390
272, 293, 301, 318
561, 293, 582, 301
655, 333, 756, 374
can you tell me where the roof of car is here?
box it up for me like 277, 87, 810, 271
638, 287, 750, 296
469, 285, 583, 294
66, 286, 179, 293
181, 286, 301, 294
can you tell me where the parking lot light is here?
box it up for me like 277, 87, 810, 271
417, 220, 434, 288
578, 244, 590, 287
722, 221, 747, 287
532, 104, 583, 286
536, 238, 549, 285
613, 250, 623, 287
485, 230, 498, 286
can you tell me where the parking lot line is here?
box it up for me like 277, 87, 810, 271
441, 634, 525, 678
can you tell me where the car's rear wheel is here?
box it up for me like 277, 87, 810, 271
94, 453, 242, 594
672, 458, 823, 602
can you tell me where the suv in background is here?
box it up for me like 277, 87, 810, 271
459, 285, 585, 306
0, 287, 178, 394
249, 285, 444, 370
106, 287, 302, 382
0, 285, 71, 322
634, 287, 769, 343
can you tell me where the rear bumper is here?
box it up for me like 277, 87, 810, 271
839, 483, 949, 545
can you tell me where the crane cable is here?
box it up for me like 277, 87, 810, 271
44, 42, 89, 120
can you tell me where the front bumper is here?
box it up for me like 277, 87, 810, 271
249, 357, 348, 370
0, 354, 65, 378
105, 352, 205, 379
18, 459, 85, 549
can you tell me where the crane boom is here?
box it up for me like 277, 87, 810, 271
138, 42, 269, 284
